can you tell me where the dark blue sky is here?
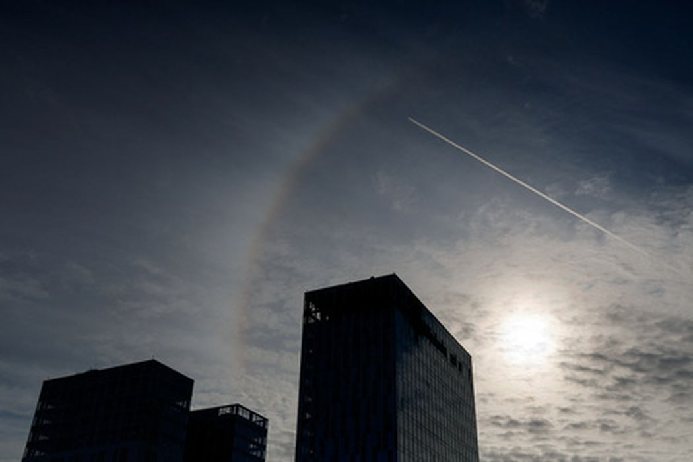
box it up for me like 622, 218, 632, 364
2, 1, 693, 460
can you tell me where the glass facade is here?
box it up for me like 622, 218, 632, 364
294, 275, 479, 462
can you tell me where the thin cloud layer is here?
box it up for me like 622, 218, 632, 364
243, 176, 693, 460
2, 2, 693, 461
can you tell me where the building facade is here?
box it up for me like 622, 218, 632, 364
294, 274, 479, 462
22, 359, 193, 462
183, 404, 268, 462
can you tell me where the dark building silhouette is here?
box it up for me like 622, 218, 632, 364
294, 274, 479, 462
183, 404, 268, 462
22, 359, 193, 462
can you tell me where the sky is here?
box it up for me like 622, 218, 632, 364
2, 0, 693, 460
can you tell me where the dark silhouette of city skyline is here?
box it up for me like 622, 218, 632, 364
22, 359, 268, 462
21, 274, 478, 462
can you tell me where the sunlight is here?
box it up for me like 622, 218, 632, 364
500, 313, 553, 364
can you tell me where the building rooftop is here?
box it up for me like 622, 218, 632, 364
44, 358, 194, 384
191, 403, 268, 429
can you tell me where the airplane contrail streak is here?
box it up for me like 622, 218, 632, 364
408, 117, 650, 258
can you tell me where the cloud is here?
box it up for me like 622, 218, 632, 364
57, 262, 95, 289
505, 0, 551, 19
2, 3, 693, 461
488, 415, 554, 434
0, 275, 48, 301
575, 173, 612, 199
242, 167, 693, 459
375, 171, 418, 212
198, 12, 691, 460
523, 0, 551, 18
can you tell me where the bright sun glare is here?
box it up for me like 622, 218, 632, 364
500, 313, 553, 364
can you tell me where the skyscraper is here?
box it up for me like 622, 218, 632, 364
294, 274, 479, 462
22, 359, 193, 462
183, 403, 268, 462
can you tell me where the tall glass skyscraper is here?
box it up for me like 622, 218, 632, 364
294, 274, 479, 462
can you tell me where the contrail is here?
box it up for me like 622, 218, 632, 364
408, 117, 649, 258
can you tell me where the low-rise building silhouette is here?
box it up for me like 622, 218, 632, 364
183, 404, 268, 462
22, 359, 193, 462
294, 274, 479, 461
22, 360, 268, 462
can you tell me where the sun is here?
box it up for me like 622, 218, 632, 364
500, 313, 553, 364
